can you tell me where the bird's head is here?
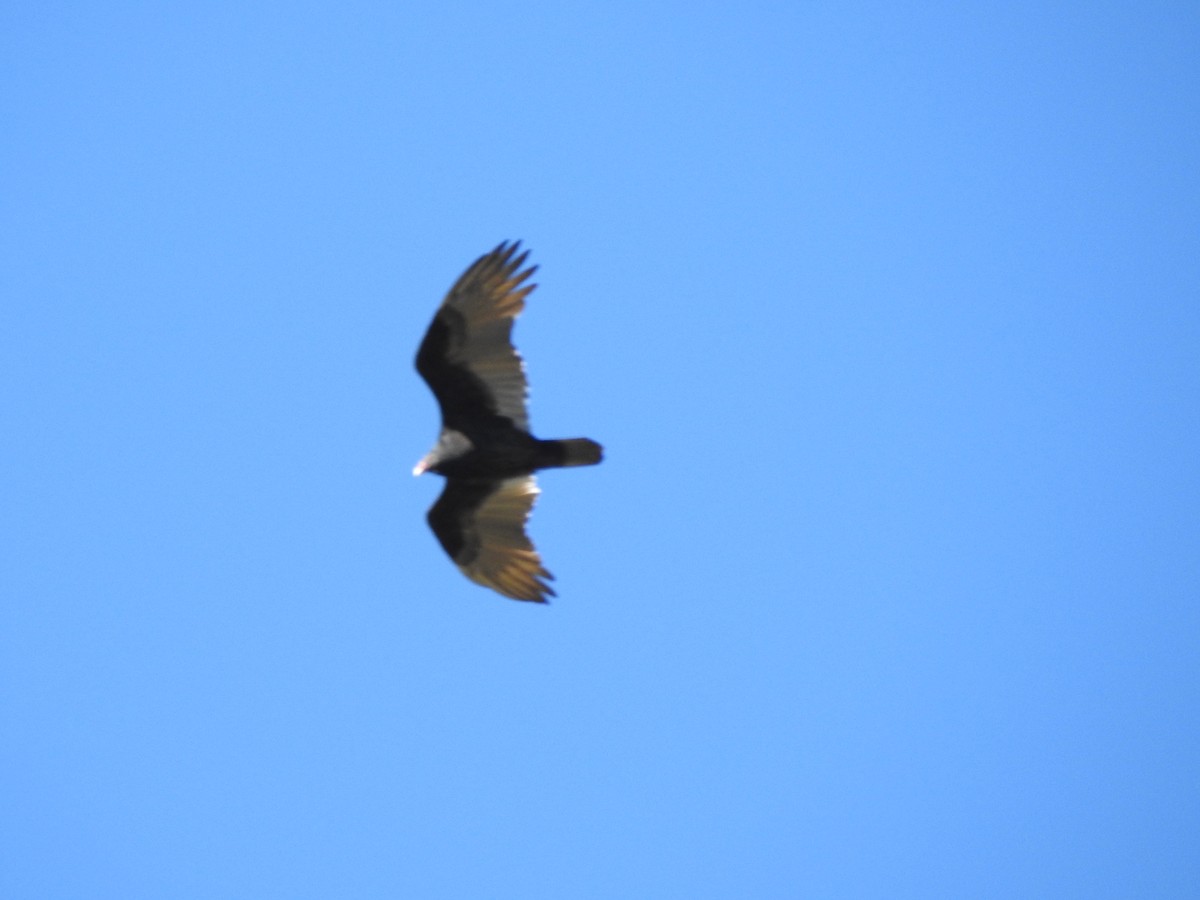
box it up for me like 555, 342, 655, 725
412, 429, 473, 476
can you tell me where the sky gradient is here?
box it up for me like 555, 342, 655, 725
3, 3, 1198, 897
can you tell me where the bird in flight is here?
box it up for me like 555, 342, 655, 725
413, 242, 603, 603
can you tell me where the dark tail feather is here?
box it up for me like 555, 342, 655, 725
544, 438, 603, 468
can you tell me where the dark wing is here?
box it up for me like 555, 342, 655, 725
426, 476, 555, 603
416, 241, 536, 433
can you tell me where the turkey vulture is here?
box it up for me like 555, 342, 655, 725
413, 242, 603, 603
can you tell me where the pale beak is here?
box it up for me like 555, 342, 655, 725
412, 458, 429, 476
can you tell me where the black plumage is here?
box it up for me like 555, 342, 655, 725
413, 242, 603, 602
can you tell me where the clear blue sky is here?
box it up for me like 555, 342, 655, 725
3, 3, 1198, 897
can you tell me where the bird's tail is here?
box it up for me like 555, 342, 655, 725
544, 438, 604, 468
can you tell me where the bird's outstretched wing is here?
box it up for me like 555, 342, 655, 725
426, 476, 555, 603
415, 241, 536, 433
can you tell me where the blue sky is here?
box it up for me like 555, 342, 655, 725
2, 2, 1198, 897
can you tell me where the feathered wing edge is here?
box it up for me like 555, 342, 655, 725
437, 241, 537, 432
428, 475, 556, 603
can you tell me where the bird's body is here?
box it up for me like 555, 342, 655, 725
417, 428, 593, 480
412, 242, 602, 603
